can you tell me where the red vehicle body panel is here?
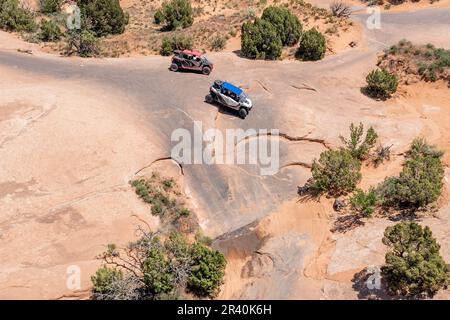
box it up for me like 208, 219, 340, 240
181, 49, 203, 57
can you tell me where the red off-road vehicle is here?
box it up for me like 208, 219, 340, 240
169, 50, 214, 75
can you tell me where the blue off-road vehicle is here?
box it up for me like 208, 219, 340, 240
205, 80, 253, 119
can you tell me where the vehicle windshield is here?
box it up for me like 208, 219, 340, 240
239, 92, 248, 101
202, 55, 211, 63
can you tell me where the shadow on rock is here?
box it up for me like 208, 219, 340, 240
360, 86, 391, 101
296, 178, 322, 203
331, 214, 365, 233
204, 98, 245, 120
352, 267, 395, 300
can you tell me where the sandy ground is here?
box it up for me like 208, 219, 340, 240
24, 0, 361, 57
0, 31, 40, 53
0, 3, 450, 300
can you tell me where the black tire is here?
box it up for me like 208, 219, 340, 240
205, 94, 214, 103
170, 63, 178, 72
238, 108, 248, 119
202, 66, 211, 75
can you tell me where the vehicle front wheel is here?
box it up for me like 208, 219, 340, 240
170, 63, 179, 72
238, 108, 248, 119
205, 94, 214, 103
202, 66, 211, 75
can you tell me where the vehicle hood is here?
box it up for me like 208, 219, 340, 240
241, 96, 253, 108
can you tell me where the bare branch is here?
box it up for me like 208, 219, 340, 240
330, 1, 352, 18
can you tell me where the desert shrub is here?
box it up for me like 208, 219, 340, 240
245, 8, 256, 20
241, 17, 282, 60
0, 0, 36, 32
377, 138, 444, 209
77, 0, 128, 37
388, 0, 406, 4
349, 188, 377, 217
38, 19, 62, 42
130, 174, 195, 233
340, 122, 378, 160
261, 6, 302, 46
330, 1, 351, 18
188, 243, 227, 298
160, 34, 193, 56
158, 0, 193, 30
175, 207, 190, 219
93, 231, 226, 300
385, 41, 449, 83
365, 69, 398, 99
40, 0, 62, 14
142, 244, 176, 296
311, 149, 362, 196
195, 231, 213, 246
65, 29, 99, 57
162, 178, 174, 190
165, 232, 193, 267
372, 144, 392, 167
422, 47, 450, 81
91, 266, 123, 296
131, 179, 150, 201
381, 222, 450, 297
78, 29, 99, 57
296, 28, 326, 61
408, 137, 444, 159
210, 34, 227, 51
154, 9, 165, 24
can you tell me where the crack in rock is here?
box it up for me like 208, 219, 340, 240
55, 288, 91, 300
213, 219, 261, 243
134, 156, 184, 176
235, 132, 331, 150
255, 80, 270, 93
290, 83, 317, 92
280, 161, 312, 170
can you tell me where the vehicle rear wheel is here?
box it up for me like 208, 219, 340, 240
202, 66, 211, 75
170, 63, 179, 72
238, 108, 248, 119
205, 94, 214, 103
